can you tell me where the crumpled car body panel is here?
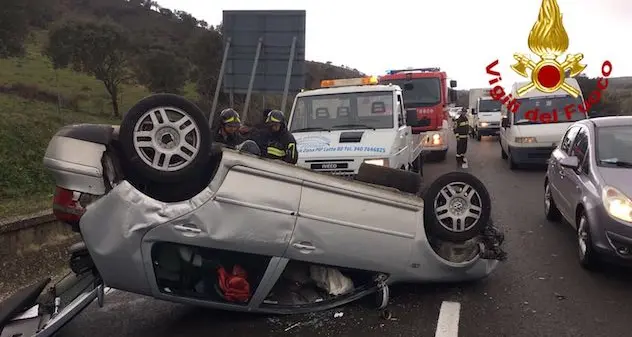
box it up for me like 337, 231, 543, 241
79, 149, 499, 313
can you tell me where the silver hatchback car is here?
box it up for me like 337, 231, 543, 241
544, 116, 632, 269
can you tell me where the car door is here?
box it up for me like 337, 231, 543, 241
396, 93, 412, 166
560, 127, 591, 227
286, 179, 417, 273
550, 126, 580, 218
140, 162, 302, 308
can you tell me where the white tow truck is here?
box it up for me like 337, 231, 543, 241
468, 88, 502, 141
287, 76, 424, 178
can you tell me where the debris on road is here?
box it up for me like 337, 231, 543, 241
284, 322, 301, 332
333, 312, 344, 318
554, 292, 566, 300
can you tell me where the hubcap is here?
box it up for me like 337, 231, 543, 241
133, 107, 200, 172
434, 182, 483, 233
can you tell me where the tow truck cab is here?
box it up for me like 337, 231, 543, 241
288, 76, 424, 177
378, 68, 458, 161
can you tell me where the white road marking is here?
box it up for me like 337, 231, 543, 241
435, 301, 461, 337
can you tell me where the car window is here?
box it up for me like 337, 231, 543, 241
570, 128, 589, 171
397, 94, 405, 126
560, 126, 580, 154
581, 148, 590, 173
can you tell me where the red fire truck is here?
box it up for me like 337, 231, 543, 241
379, 68, 458, 161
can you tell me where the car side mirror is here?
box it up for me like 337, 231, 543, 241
559, 156, 580, 169
448, 89, 457, 103
501, 117, 510, 128
450, 80, 457, 88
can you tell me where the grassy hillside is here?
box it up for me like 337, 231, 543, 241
0, 5, 363, 218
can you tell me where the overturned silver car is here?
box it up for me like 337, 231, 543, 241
1, 94, 505, 337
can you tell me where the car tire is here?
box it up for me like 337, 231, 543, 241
507, 149, 518, 170
476, 130, 482, 141
410, 154, 424, 177
544, 180, 561, 222
119, 94, 212, 184
422, 172, 492, 242
355, 163, 422, 195
577, 212, 599, 270
500, 143, 508, 159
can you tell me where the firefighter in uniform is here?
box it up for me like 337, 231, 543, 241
214, 108, 245, 148
454, 107, 469, 168
254, 110, 299, 164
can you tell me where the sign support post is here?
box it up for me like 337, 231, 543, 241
280, 36, 297, 114
210, 37, 231, 127
242, 37, 263, 123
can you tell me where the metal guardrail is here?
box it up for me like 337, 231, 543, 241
0, 210, 56, 235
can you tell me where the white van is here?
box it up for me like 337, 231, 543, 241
467, 88, 502, 141
499, 78, 587, 169
287, 77, 424, 178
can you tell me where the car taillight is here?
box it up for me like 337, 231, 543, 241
52, 187, 86, 225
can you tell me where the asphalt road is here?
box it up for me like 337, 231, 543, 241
59, 135, 632, 337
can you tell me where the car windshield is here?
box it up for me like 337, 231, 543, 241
596, 125, 632, 168
513, 95, 586, 124
381, 78, 441, 105
478, 99, 501, 112
289, 91, 394, 132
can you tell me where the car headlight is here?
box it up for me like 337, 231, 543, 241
423, 133, 443, 146
515, 137, 537, 143
602, 186, 632, 223
479, 122, 489, 127
364, 159, 388, 166
431, 133, 442, 145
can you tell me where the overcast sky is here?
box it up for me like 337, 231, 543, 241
157, 0, 631, 90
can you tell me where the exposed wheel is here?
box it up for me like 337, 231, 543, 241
577, 212, 598, 270
422, 172, 491, 242
544, 180, 561, 221
355, 163, 421, 195
500, 143, 508, 159
119, 94, 211, 183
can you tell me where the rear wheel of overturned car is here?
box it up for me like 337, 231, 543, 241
422, 172, 491, 242
119, 94, 211, 183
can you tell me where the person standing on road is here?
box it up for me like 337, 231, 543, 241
454, 107, 469, 168
214, 108, 245, 148
254, 110, 299, 164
